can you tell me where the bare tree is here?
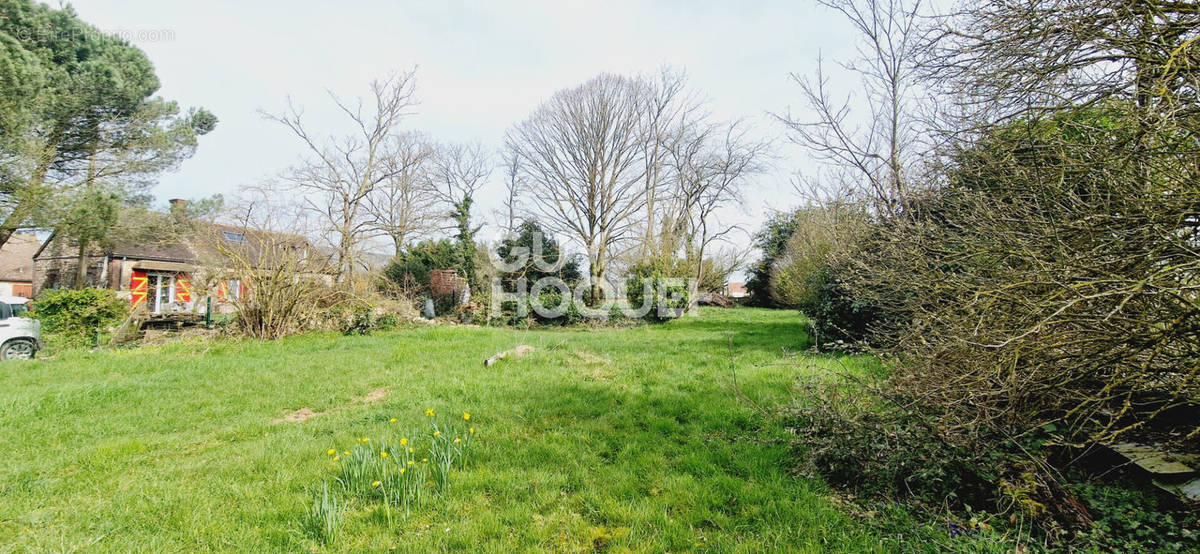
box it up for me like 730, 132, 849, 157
494, 150, 524, 235
774, 0, 926, 217
197, 190, 339, 340
427, 141, 492, 286
637, 67, 704, 261
265, 69, 419, 283
427, 141, 491, 225
506, 74, 649, 301
666, 121, 767, 304
364, 132, 436, 257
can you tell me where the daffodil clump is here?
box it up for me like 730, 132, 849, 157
306, 408, 479, 541
304, 480, 342, 543
427, 410, 475, 490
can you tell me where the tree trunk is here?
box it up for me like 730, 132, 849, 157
590, 242, 607, 306
74, 239, 90, 288
391, 232, 405, 258
691, 240, 705, 311
0, 161, 49, 250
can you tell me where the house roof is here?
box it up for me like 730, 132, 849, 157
35, 219, 324, 271
0, 233, 40, 282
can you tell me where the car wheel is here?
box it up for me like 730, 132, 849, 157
1, 339, 36, 360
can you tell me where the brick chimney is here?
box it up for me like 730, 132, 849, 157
169, 198, 188, 222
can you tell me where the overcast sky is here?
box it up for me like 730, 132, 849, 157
66, 0, 859, 270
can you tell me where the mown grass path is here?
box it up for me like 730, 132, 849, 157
0, 308, 884, 552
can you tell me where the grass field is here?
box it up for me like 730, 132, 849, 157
0, 308, 892, 552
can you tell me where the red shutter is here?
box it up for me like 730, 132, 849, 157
131, 270, 148, 308
175, 274, 192, 302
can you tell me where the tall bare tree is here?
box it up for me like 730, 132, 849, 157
427, 141, 492, 287
637, 67, 704, 261
666, 121, 767, 304
364, 132, 436, 257
266, 69, 419, 283
775, 0, 926, 217
494, 150, 524, 235
506, 74, 649, 301
427, 142, 491, 222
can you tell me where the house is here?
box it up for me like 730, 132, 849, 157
724, 282, 748, 299
33, 199, 326, 315
0, 233, 40, 297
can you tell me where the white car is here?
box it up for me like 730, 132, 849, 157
0, 295, 41, 360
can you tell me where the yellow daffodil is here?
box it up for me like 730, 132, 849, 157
344, 451, 350, 456
327, 448, 336, 455
400, 438, 408, 446
333, 456, 339, 462
381, 451, 388, 458
407, 460, 414, 466
400, 468, 406, 474
421, 458, 428, 463
372, 480, 381, 488
469, 427, 475, 434
389, 418, 397, 423
454, 438, 461, 444
408, 447, 414, 453
433, 431, 441, 437
363, 438, 370, 443
425, 409, 435, 417
462, 412, 471, 421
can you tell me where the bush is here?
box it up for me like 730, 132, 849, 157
769, 203, 888, 348
781, 378, 1148, 546
794, 265, 890, 348
1071, 480, 1200, 552
323, 295, 417, 336
32, 288, 126, 339
842, 109, 1200, 448
626, 262, 690, 323
745, 210, 802, 307
784, 378, 992, 505
383, 239, 464, 296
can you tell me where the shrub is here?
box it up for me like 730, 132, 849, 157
384, 239, 468, 297
203, 226, 344, 340
745, 210, 802, 307
491, 220, 583, 289
1071, 480, 1200, 552
626, 262, 690, 322
324, 295, 416, 335
784, 378, 992, 505
32, 288, 126, 338
842, 109, 1200, 448
768, 202, 887, 348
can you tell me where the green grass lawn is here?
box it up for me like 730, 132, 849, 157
0, 308, 889, 552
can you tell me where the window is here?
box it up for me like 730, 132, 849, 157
9, 303, 29, 317
227, 279, 241, 301
147, 273, 175, 314
222, 231, 246, 243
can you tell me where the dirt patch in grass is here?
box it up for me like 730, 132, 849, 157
356, 387, 388, 403
271, 407, 320, 424
270, 387, 390, 424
